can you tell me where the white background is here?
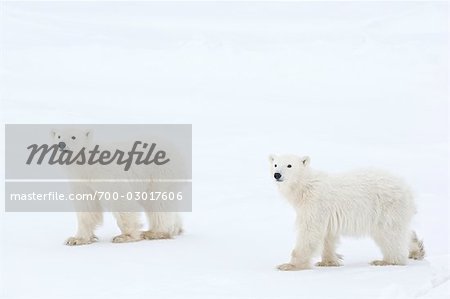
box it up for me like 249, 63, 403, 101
0, 1, 448, 298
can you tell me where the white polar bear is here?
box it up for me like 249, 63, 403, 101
269, 154, 425, 271
50, 128, 183, 246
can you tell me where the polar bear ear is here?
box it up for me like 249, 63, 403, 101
301, 156, 310, 167
85, 130, 93, 140
269, 154, 276, 163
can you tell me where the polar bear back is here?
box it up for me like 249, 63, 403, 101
297, 169, 416, 237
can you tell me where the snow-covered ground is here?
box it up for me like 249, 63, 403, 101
0, 1, 448, 298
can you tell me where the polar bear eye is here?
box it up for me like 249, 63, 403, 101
287, 164, 292, 168
274, 164, 277, 167
71, 136, 76, 140
58, 136, 60, 139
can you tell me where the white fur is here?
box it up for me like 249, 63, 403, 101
269, 154, 424, 270
51, 128, 183, 246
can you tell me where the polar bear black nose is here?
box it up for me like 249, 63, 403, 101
274, 173, 282, 180
58, 142, 66, 149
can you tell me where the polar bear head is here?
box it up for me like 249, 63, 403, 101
50, 128, 92, 153
269, 154, 310, 183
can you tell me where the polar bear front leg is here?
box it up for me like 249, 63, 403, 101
65, 212, 103, 246
278, 221, 326, 271
277, 242, 317, 271
112, 212, 143, 243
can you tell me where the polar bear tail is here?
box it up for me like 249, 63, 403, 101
409, 231, 425, 260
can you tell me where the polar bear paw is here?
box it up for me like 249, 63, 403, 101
65, 235, 98, 246
141, 231, 172, 240
315, 260, 342, 267
277, 263, 300, 271
370, 260, 404, 266
112, 233, 143, 243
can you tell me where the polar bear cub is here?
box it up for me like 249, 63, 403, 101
50, 128, 183, 246
269, 154, 424, 271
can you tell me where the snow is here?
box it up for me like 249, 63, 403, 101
0, 1, 449, 298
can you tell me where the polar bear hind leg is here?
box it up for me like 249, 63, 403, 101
371, 228, 409, 266
142, 212, 183, 240
409, 230, 425, 260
